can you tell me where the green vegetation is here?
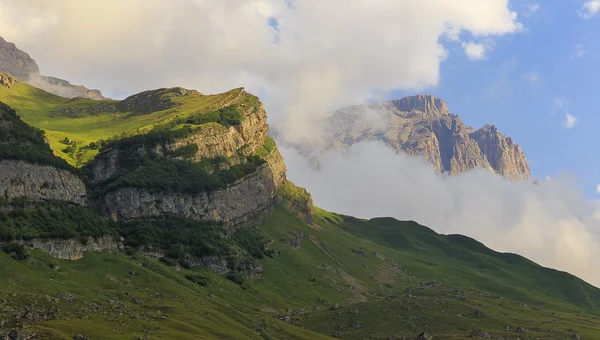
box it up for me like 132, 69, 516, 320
178, 104, 243, 127
0, 199, 117, 243
1, 205, 600, 339
2, 243, 28, 261
0, 103, 73, 170
0, 81, 252, 166
118, 214, 269, 269
185, 273, 212, 286
93, 153, 265, 195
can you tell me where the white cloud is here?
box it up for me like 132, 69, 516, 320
281, 142, 600, 287
0, 0, 521, 144
462, 41, 487, 60
564, 113, 578, 129
579, 1, 600, 19
571, 44, 587, 59
596, 184, 600, 194
523, 3, 540, 17
522, 71, 539, 83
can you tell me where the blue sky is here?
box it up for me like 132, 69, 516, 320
391, 1, 600, 197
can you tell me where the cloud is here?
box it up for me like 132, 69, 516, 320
564, 113, 578, 129
523, 3, 540, 17
579, 1, 600, 19
281, 141, 600, 287
462, 41, 487, 60
596, 184, 600, 194
571, 44, 587, 59
522, 71, 539, 83
0, 0, 521, 144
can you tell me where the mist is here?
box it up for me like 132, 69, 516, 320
281, 142, 600, 287
3, 1, 599, 286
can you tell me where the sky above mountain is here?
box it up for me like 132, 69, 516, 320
0, 0, 597, 196
2, 0, 600, 285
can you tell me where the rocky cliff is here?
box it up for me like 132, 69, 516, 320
0, 160, 86, 205
88, 88, 294, 226
0, 36, 106, 100
101, 146, 286, 226
323, 95, 530, 180
0, 102, 87, 204
12, 236, 122, 260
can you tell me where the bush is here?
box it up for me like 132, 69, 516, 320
186, 273, 212, 286
2, 243, 28, 261
0, 103, 73, 171
0, 199, 118, 242
226, 273, 246, 285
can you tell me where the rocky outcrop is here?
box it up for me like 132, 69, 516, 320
276, 180, 314, 224
0, 36, 39, 79
0, 36, 106, 100
16, 236, 122, 260
0, 160, 86, 205
102, 146, 286, 226
116, 87, 201, 114
320, 95, 530, 180
89, 90, 268, 183
0, 72, 18, 88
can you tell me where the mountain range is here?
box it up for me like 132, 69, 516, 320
292, 94, 530, 181
0, 42, 597, 339
0, 36, 106, 100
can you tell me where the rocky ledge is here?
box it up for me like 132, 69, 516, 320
102, 146, 287, 226
5, 236, 122, 260
0, 160, 86, 205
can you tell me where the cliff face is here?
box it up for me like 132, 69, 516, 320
102, 147, 287, 226
0, 36, 106, 100
0, 160, 86, 205
324, 95, 530, 180
12, 236, 122, 260
89, 89, 293, 226
90, 96, 270, 184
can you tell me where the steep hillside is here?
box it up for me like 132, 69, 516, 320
0, 36, 105, 100
1, 206, 599, 339
1, 83, 599, 339
311, 95, 530, 180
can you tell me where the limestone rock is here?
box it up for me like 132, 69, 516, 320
0, 160, 87, 205
0, 37, 39, 79
26, 236, 122, 260
470, 329, 490, 338
101, 146, 286, 226
0, 36, 106, 100
314, 95, 530, 180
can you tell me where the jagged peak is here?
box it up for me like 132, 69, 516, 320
389, 94, 449, 115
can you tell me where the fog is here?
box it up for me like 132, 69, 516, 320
3, 1, 599, 286
281, 142, 600, 287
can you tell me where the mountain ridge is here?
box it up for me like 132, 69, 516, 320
319, 94, 531, 180
0, 80, 597, 339
0, 36, 106, 100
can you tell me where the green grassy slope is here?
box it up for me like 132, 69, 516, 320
0, 75, 247, 166
2, 206, 599, 339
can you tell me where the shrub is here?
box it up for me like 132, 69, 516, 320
2, 243, 28, 261
226, 273, 246, 285
186, 273, 212, 286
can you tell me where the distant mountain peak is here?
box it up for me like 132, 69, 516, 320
0, 36, 107, 100
317, 94, 530, 180
389, 94, 449, 116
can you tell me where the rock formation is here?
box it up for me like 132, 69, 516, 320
0, 160, 86, 205
0, 36, 106, 100
322, 94, 530, 180
101, 148, 286, 226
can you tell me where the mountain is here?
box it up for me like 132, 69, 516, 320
320, 94, 530, 180
0, 82, 598, 339
0, 36, 106, 100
